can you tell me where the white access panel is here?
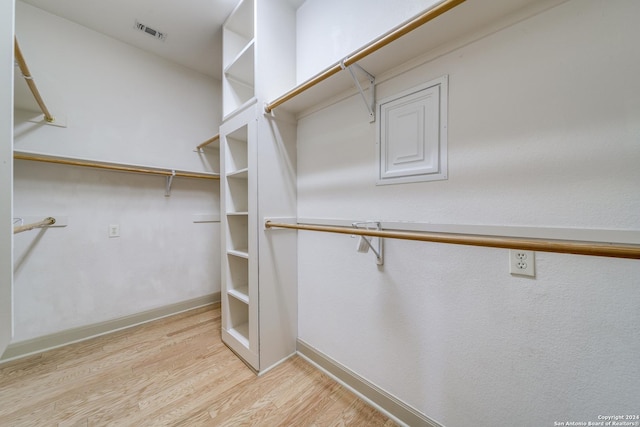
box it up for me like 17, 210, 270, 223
377, 75, 448, 185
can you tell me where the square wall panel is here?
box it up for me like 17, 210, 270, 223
377, 75, 448, 185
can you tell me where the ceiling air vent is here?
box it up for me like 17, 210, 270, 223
135, 20, 167, 41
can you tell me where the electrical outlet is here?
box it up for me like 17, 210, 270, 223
108, 224, 120, 238
509, 250, 535, 277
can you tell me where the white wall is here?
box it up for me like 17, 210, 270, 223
9, 2, 221, 344
13, 162, 219, 341
295, 0, 440, 83
0, 0, 15, 355
14, 1, 220, 172
296, 1, 640, 425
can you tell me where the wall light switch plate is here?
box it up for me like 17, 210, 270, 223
109, 224, 120, 238
510, 250, 535, 277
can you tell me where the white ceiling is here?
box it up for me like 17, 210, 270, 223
20, 0, 245, 80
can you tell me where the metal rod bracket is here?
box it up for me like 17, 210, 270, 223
341, 61, 376, 122
165, 170, 176, 197
352, 221, 384, 265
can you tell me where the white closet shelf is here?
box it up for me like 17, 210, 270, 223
223, 30, 253, 65
266, 0, 567, 115
225, 74, 254, 92
225, 46, 255, 90
227, 249, 249, 259
228, 323, 250, 347
13, 150, 219, 180
228, 287, 249, 304
226, 168, 248, 179
223, 97, 257, 122
224, 0, 254, 40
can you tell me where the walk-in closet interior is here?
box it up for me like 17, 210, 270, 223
2, 0, 639, 425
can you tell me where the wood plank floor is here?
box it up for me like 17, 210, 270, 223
0, 304, 397, 426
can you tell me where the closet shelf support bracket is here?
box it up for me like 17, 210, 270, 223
165, 170, 176, 197
352, 221, 384, 265
341, 61, 376, 122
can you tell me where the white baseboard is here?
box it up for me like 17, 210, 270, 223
1, 293, 220, 363
297, 339, 443, 427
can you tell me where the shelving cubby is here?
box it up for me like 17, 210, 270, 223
227, 297, 250, 346
226, 255, 249, 303
226, 214, 248, 255
225, 127, 248, 172
222, 0, 255, 118
225, 177, 248, 214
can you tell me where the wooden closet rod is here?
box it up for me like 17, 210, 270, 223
196, 134, 220, 150
13, 153, 219, 180
14, 217, 55, 234
264, 0, 466, 113
14, 37, 55, 123
264, 221, 640, 260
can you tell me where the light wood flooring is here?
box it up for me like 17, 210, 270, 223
0, 304, 396, 426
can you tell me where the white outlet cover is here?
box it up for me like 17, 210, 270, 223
509, 250, 535, 277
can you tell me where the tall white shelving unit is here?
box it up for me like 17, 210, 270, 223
220, 106, 258, 368
220, 0, 298, 373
